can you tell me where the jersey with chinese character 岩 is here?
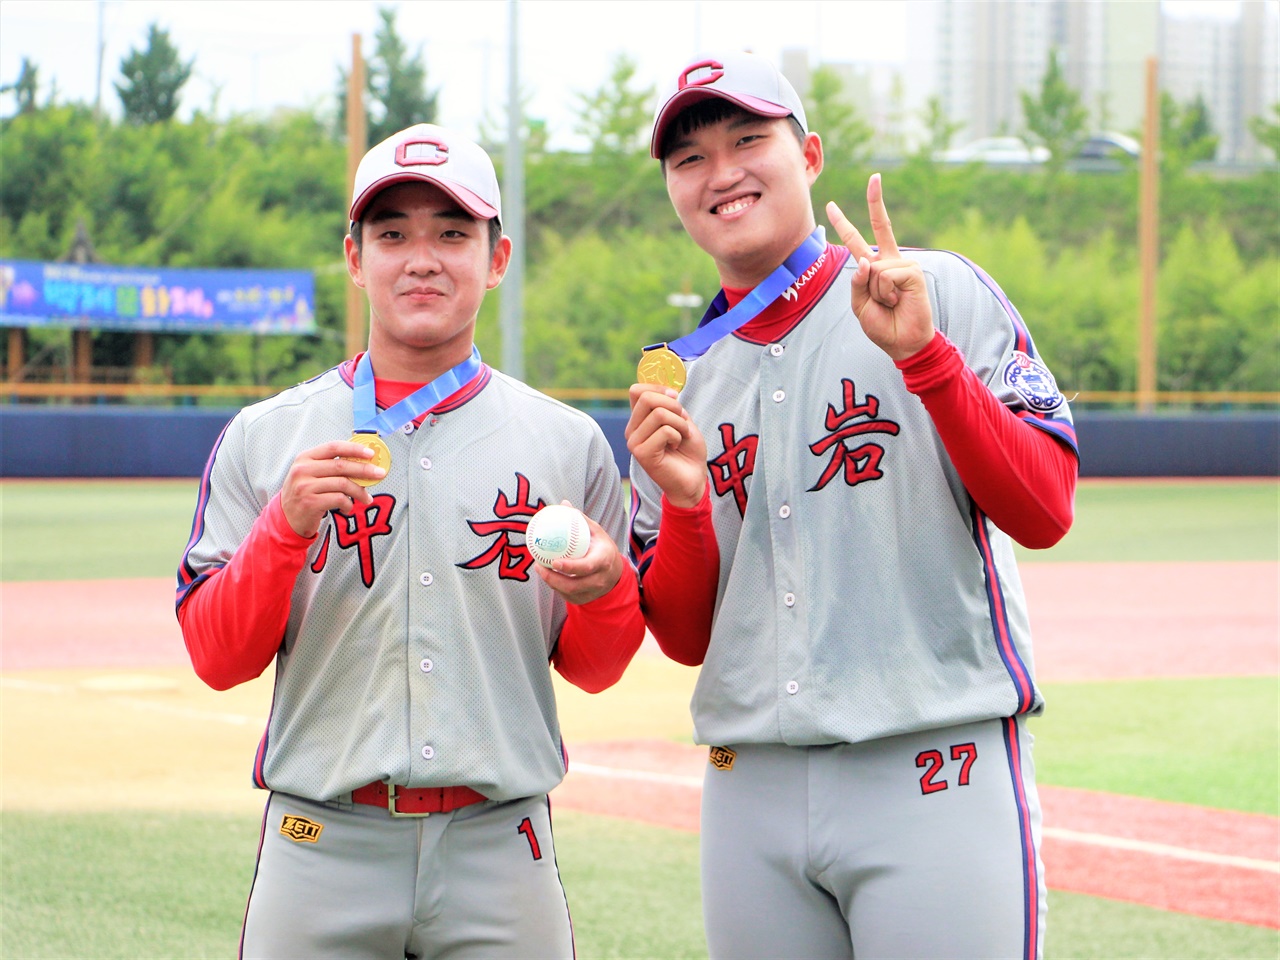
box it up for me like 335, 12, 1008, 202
628, 246, 1077, 748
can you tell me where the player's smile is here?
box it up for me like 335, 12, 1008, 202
711, 193, 759, 217
665, 115, 823, 289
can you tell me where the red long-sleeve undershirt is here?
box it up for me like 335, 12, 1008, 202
639, 331, 1078, 667
898, 330, 1077, 548
637, 488, 721, 667
180, 365, 644, 694
180, 494, 643, 693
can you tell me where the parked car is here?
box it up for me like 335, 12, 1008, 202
1075, 131, 1142, 160
937, 136, 1050, 164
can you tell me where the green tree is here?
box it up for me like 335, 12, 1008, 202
1, 57, 40, 117
516, 228, 719, 390
543, 55, 661, 237
573, 54, 653, 157
804, 65, 872, 165
1158, 219, 1273, 392
1161, 91, 1220, 170
338, 6, 438, 146
1247, 102, 1280, 160
878, 74, 909, 158
476, 88, 546, 158
0, 104, 100, 255
115, 23, 193, 124
1021, 47, 1088, 170
917, 94, 964, 157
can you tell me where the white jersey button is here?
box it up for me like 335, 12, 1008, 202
779, 504, 791, 519
785, 680, 799, 695
784, 592, 796, 607
402, 423, 415, 434
421, 744, 435, 760
772, 389, 786, 403
419, 572, 434, 586
769, 343, 784, 357
419, 457, 432, 470
420, 658, 434, 673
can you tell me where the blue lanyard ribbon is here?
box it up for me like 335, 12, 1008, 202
653, 227, 827, 360
352, 347, 482, 434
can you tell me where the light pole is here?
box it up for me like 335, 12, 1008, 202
666, 286, 704, 332
499, 0, 525, 379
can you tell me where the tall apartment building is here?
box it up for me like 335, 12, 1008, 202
934, 0, 1277, 161
1164, 0, 1279, 160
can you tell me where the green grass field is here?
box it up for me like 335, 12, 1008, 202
4, 810, 1278, 960
2, 477, 1276, 581
1014, 478, 1279, 564
2, 477, 1277, 958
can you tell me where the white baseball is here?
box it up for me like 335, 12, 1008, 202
525, 504, 591, 567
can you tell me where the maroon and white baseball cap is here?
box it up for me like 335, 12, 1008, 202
349, 123, 502, 226
650, 50, 808, 159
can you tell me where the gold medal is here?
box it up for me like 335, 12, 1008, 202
343, 433, 392, 487
637, 345, 688, 391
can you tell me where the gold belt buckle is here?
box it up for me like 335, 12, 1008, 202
386, 783, 430, 818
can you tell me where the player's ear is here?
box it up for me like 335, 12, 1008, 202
804, 132, 824, 186
486, 234, 513, 290
344, 232, 366, 289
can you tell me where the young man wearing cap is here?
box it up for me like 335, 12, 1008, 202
177, 123, 644, 957
626, 52, 1078, 958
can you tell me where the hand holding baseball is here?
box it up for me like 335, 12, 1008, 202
625, 383, 708, 509
280, 440, 386, 537
826, 174, 935, 363
531, 502, 626, 604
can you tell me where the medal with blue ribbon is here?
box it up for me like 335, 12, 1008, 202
343, 347, 483, 486
638, 227, 827, 390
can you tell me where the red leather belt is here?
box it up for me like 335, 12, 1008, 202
351, 781, 487, 817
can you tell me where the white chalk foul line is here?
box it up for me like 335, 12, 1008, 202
1, 677, 67, 693
1042, 827, 1280, 874
567, 761, 1280, 874
9, 677, 1279, 876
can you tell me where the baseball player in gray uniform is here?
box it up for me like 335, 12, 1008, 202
177, 123, 644, 958
626, 52, 1079, 958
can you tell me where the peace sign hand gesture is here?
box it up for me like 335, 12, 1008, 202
826, 174, 935, 363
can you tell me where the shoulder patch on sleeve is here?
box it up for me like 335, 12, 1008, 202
1003, 351, 1064, 412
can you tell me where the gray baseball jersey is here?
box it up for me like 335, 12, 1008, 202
179, 359, 627, 803
629, 247, 1077, 748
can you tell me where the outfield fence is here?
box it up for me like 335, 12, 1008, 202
2, 381, 1280, 408
1, 404, 1275, 480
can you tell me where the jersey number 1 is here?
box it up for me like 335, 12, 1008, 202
517, 817, 543, 861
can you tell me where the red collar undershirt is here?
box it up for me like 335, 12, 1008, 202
721, 242, 849, 344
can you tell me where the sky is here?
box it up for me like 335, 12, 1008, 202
0, 0, 918, 150
0, 0, 1246, 151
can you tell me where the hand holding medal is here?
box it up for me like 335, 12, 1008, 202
341, 433, 392, 487
279, 438, 389, 538
629, 229, 828, 510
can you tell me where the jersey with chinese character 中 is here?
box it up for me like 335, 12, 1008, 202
629, 250, 1077, 748
179, 362, 627, 802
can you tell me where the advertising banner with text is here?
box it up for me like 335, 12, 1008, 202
0, 260, 315, 334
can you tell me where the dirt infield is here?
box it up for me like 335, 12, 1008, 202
4, 562, 1276, 676
2, 562, 1277, 929
1022, 562, 1278, 680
